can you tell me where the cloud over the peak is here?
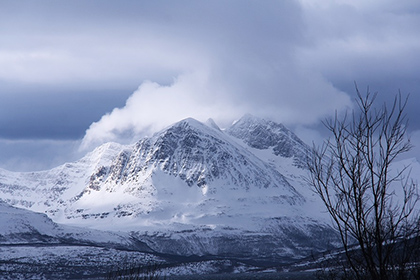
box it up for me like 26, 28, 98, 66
81, 68, 351, 150
81, 71, 239, 149
78, 0, 353, 149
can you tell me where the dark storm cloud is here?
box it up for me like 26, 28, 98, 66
0, 87, 131, 139
0, 138, 82, 172
298, 0, 420, 127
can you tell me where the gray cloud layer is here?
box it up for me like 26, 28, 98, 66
0, 0, 419, 169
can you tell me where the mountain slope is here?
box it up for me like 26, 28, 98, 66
0, 142, 123, 215
0, 200, 151, 252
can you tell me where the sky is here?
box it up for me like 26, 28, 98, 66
0, 0, 419, 171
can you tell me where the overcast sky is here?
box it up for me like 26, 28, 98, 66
0, 0, 419, 171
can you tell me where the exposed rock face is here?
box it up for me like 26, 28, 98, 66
87, 118, 297, 194
227, 114, 310, 168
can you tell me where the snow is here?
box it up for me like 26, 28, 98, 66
0, 115, 346, 259
0, 115, 418, 278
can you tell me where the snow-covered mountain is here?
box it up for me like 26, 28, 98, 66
227, 114, 309, 168
0, 115, 339, 263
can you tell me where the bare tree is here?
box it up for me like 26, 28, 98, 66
309, 88, 420, 280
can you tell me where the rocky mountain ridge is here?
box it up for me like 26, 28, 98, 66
0, 115, 338, 263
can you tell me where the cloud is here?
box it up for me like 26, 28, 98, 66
76, 1, 354, 149
297, 0, 420, 95
81, 66, 352, 150
2, 0, 419, 165
0, 139, 82, 172
297, 0, 420, 132
81, 70, 239, 149
409, 130, 420, 162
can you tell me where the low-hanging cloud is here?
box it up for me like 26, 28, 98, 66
81, 71, 241, 149
79, 1, 355, 150
81, 67, 351, 150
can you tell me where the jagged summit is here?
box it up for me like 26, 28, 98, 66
227, 114, 309, 168
83, 115, 299, 198
205, 118, 221, 131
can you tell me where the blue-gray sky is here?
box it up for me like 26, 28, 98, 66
1, 0, 420, 171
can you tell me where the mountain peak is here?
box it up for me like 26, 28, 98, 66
172, 117, 203, 128
79, 116, 301, 210
227, 114, 309, 168
234, 113, 262, 122
205, 118, 221, 131
232, 114, 284, 127
168, 117, 222, 134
